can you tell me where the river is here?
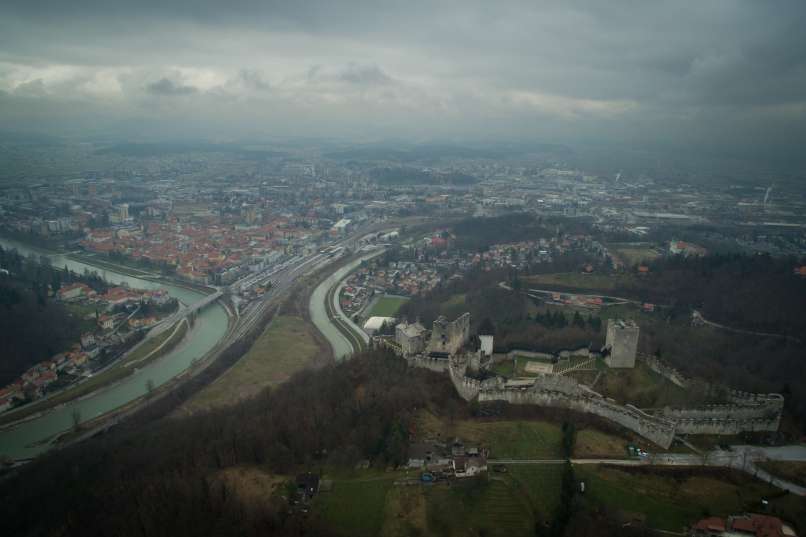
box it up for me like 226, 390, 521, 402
308, 249, 385, 361
0, 237, 229, 461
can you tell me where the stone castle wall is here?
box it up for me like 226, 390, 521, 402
641, 354, 689, 388
402, 348, 782, 446
506, 350, 555, 361
406, 355, 450, 373
388, 314, 782, 448
659, 392, 783, 434
428, 313, 471, 355
478, 387, 678, 448
672, 416, 781, 435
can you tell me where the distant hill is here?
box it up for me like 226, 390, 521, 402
94, 142, 286, 158
325, 142, 570, 163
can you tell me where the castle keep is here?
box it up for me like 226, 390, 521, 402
427, 313, 471, 356
605, 319, 639, 368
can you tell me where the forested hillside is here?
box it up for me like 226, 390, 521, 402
0, 278, 80, 385
637, 254, 806, 338
0, 351, 462, 537
0, 247, 106, 385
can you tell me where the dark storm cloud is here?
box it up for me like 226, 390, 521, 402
146, 78, 198, 96
0, 0, 805, 160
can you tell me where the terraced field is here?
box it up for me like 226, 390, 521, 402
424, 478, 534, 537
507, 465, 564, 520
318, 477, 396, 537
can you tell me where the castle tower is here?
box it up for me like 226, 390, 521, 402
427, 313, 470, 356
605, 319, 639, 368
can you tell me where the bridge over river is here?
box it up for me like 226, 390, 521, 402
147, 289, 223, 338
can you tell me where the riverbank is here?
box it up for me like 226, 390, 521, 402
0, 319, 190, 428
179, 265, 335, 414
68, 251, 219, 295
50, 296, 258, 452
309, 248, 386, 360
0, 236, 232, 461
326, 279, 368, 354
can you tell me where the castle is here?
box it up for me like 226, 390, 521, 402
383, 313, 783, 449
605, 319, 639, 368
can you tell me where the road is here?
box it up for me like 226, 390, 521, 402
224, 223, 393, 349
692, 310, 800, 342
489, 444, 806, 495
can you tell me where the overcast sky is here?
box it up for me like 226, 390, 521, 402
1, 1, 805, 159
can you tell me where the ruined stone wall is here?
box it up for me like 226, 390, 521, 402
407, 355, 450, 373
506, 350, 554, 361
558, 347, 592, 359
659, 392, 783, 435
672, 416, 781, 435
399, 341, 782, 445
640, 354, 690, 388
428, 313, 471, 355
478, 387, 677, 448
448, 356, 482, 400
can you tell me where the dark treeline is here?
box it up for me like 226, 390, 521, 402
399, 266, 518, 327
606, 253, 806, 429
624, 253, 806, 338
0, 351, 463, 537
451, 213, 550, 251
0, 246, 109, 384
449, 213, 594, 252
400, 269, 603, 354
493, 318, 604, 355
0, 245, 109, 295
0, 278, 81, 385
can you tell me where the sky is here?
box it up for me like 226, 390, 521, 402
1, 1, 805, 160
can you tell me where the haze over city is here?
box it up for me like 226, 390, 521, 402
1, 1, 806, 163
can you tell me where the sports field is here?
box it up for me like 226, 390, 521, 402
368, 295, 409, 317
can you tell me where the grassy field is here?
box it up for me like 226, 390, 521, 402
414, 412, 564, 460
369, 295, 409, 317
575, 465, 805, 532
318, 465, 561, 537
316, 414, 806, 535
317, 477, 397, 537
595, 361, 690, 408
573, 427, 631, 458
524, 272, 633, 292
757, 461, 806, 488
425, 477, 535, 537
491, 360, 514, 377
65, 302, 101, 333
157, 460, 806, 537
183, 315, 325, 412
508, 465, 564, 520
607, 244, 660, 266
